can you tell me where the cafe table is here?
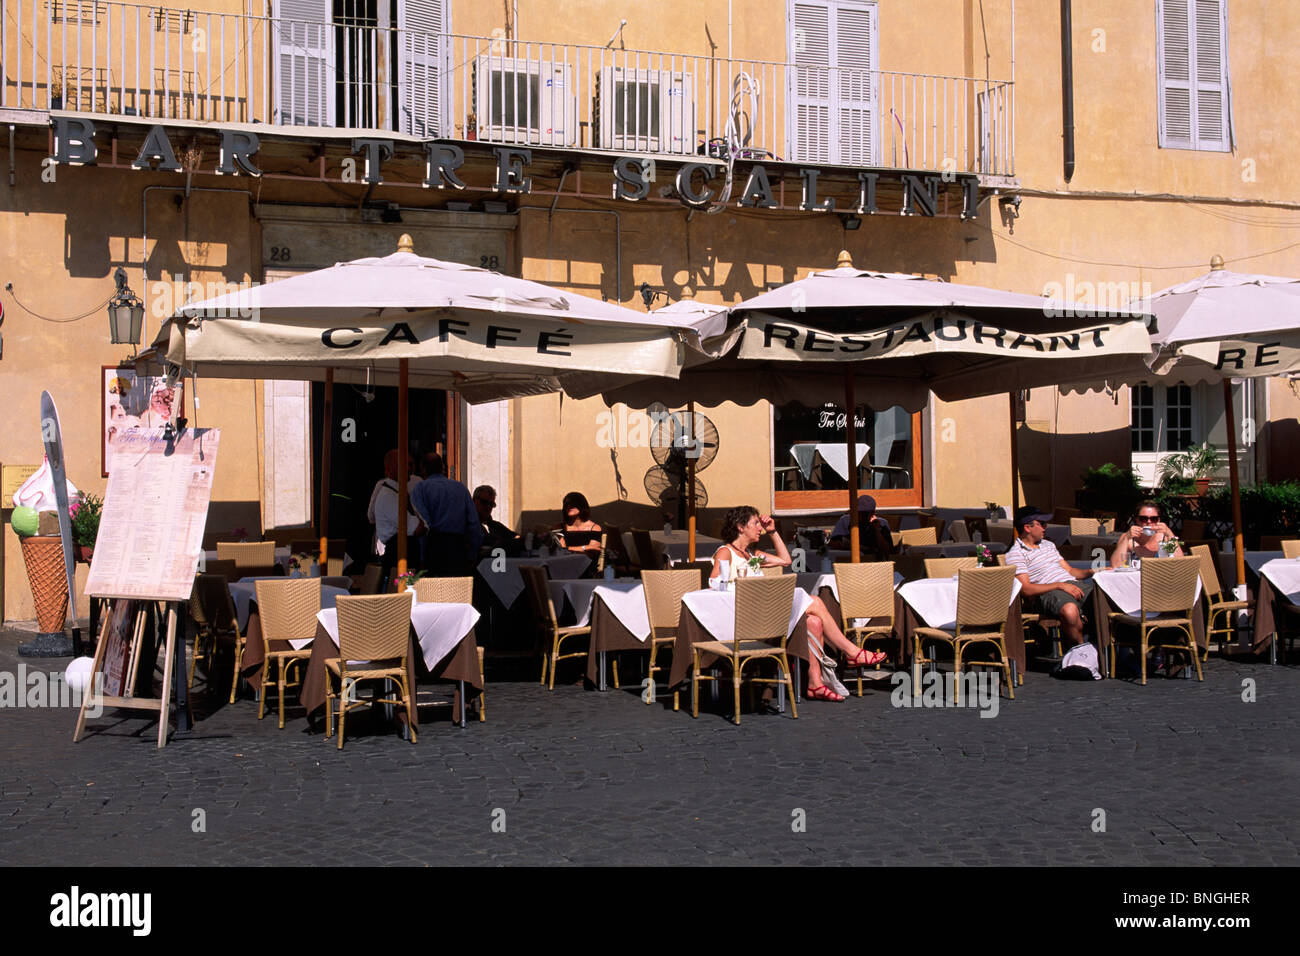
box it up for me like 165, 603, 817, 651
297, 596, 483, 728
1090, 566, 1205, 677
1252, 558, 1300, 663
896, 576, 1027, 679
475, 552, 594, 609
627, 530, 725, 566
232, 580, 351, 695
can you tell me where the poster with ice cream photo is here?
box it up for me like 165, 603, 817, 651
102, 366, 183, 475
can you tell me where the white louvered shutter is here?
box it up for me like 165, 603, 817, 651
835, 3, 877, 165
397, 0, 447, 137
791, 1, 832, 163
1192, 0, 1228, 150
1158, 0, 1229, 151
274, 0, 333, 127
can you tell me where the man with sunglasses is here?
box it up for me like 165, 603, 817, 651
1110, 500, 1183, 567
1007, 505, 1097, 648
473, 485, 523, 557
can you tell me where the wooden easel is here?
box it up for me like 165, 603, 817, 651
73, 598, 179, 749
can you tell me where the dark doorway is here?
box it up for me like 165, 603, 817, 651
311, 381, 449, 567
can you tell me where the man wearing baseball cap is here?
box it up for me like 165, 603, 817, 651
828, 493, 895, 561
1007, 505, 1097, 648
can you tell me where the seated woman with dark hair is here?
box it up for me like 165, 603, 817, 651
1109, 499, 1184, 567
711, 505, 886, 702
555, 491, 604, 554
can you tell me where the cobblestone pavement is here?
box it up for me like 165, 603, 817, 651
1, 626, 1297, 866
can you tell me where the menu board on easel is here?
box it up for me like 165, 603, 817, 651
86, 428, 220, 602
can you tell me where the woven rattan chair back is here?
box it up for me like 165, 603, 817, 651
758, 564, 785, 577
835, 562, 895, 621
631, 530, 660, 570
219, 541, 276, 568
677, 560, 713, 589
358, 564, 384, 595
594, 532, 609, 574
202, 558, 238, 579
335, 593, 411, 662
254, 578, 321, 643
520, 564, 558, 627
1070, 517, 1102, 535
642, 569, 700, 629
415, 576, 473, 604
899, 526, 938, 548
1140, 556, 1202, 615
734, 575, 797, 644
1190, 545, 1224, 601
954, 566, 1017, 630
1282, 539, 1300, 559
925, 556, 979, 578
194, 574, 237, 632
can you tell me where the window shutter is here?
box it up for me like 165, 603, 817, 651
791, 1, 832, 163
834, 3, 877, 165
274, 0, 333, 127
397, 0, 447, 137
1192, 0, 1227, 149
1157, 0, 1192, 147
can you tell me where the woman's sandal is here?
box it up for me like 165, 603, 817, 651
846, 648, 889, 668
806, 683, 846, 702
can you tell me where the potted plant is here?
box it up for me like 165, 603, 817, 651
975, 542, 996, 567
287, 552, 316, 578
1077, 462, 1144, 517
69, 492, 103, 563
50, 68, 65, 110
1159, 442, 1221, 496
984, 501, 1001, 521
394, 569, 427, 593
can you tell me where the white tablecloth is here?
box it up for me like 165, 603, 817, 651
316, 598, 479, 670
1093, 568, 1203, 618
794, 570, 903, 603
680, 588, 813, 645
228, 580, 350, 634
1259, 559, 1300, 603
789, 442, 871, 482
475, 553, 594, 608
640, 530, 725, 565
549, 578, 641, 628
1245, 551, 1284, 574
897, 577, 1022, 630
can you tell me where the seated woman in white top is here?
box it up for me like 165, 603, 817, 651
1109, 500, 1185, 567
710, 505, 887, 702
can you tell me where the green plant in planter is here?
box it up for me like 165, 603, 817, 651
1205, 481, 1300, 543
69, 493, 103, 548
1079, 462, 1144, 516
1159, 442, 1221, 487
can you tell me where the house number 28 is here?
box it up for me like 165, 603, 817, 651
270, 246, 292, 262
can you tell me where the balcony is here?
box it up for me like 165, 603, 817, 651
1, 2, 1015, 177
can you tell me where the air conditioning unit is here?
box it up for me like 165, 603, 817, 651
596, 66, 696, 154
473, 55, 577, 147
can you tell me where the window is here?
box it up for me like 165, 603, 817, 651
773, 401, 922, 510
1156, 0, 1231, 151
787, 0, 879, 165
1131, 384, 1193, 453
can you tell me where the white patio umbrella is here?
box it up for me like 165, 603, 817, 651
141, 235, 725, 577
577, 251, 1153, 559
1064, 257, 1300, 585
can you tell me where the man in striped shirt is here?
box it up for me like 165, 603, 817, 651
1006, 505, 1097, 647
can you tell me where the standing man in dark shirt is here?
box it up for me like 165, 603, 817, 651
473, 485, 523, 557
409, 453, 482, 576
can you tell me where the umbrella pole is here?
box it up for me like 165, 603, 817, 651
687, 400, 697, 562
1009, 392, 1021, 514
397, 359, 410, 580
319, 368, 334, 569
845, 372, 860, 563
1223, 379, 1245, 587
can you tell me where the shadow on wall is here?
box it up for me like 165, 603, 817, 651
200, 500, 264, 549
1016, 423, 1132, 511
518, 503, 737, 540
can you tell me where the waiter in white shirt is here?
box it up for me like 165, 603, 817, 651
367, 449, 426, 586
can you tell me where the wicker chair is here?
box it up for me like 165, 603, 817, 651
834, 561, 896, 697
415, 576, 484, 721
1283, 540, 1300, 559
994, 555, 1062, 677
690, 575, 799, 725
218, 541, 277, 569
898, 526, 938, 549
1069, 517, 1103, 536
641, 569, 700, 709
1107, 556, 1203, 684
1191, 544, 1248, 659
1051, 507, 1081, 525
924, 556, 979, 578
676, 560, 714, 588
188, 573, 243, 698
521, 565, 592, 690
356, 563, 384, 595
631, 530, 662, 571
253, 578, 320, 727
324, 593, 417, 749
912, 566, 1017, 703
758, 564, 786, 577
917, 515, 946, 539
201, 558, 239, 579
